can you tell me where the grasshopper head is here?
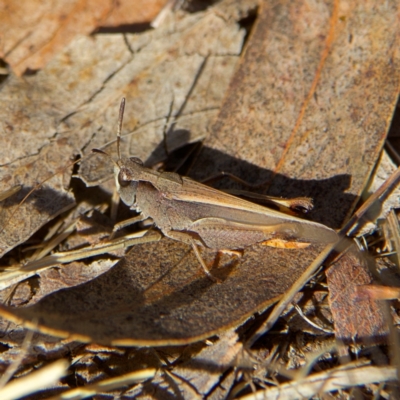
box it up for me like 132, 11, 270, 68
115, 157, 143, 207
94, 99, 145, 208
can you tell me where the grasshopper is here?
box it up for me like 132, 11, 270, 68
95, 99, 338, 280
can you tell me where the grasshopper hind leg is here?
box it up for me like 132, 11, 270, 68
189, 238, 221, 283
166, 230, 221, 283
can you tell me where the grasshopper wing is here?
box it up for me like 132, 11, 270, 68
154, 175, 338, 245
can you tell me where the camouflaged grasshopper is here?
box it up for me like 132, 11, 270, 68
94, 99, 338, 280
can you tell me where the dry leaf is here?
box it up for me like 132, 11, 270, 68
29, 259, 116, 304
189, 0, 400, 343
0, 238, 327, 345
0, 315, 80, 373
131, 331, 240, 398
326, 250, 388, 342
358, 150, 400, 236
0, 4, 245, 257
0, 0, 398, 356
172, 330, 241, 396
191, 0, 400, 229
0, 0, 168, 76
101, 0, 168, 28
239, 365, 397, 400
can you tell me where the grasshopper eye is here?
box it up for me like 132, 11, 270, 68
118, 171, 131, 187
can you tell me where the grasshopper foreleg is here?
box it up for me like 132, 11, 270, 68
110, 213, 149, 239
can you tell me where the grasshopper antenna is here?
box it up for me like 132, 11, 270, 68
117, 97, 125, 161
92, 98, 125, 168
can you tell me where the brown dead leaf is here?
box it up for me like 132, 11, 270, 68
0, 3, 245, 257
0, 143, 76, 257
130, 331, 240, 398
78, 8, 246, 186
0, 0, 168, 76
191, 0, 400, 229
359, 150, 400, 235
0, 313, 81, 373
100, 0, 168, 28
171, 330, 241, 396
189, 0, 400, 343
326, 250, 388, 343
0, 0, 113, 76
0, 238, 328, 345
0, 0, 398, 350
29, 259, 116, 305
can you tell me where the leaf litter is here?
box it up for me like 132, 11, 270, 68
0, 0, 168, 77
1, 0, 400, 398
0, 0, 245, 256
